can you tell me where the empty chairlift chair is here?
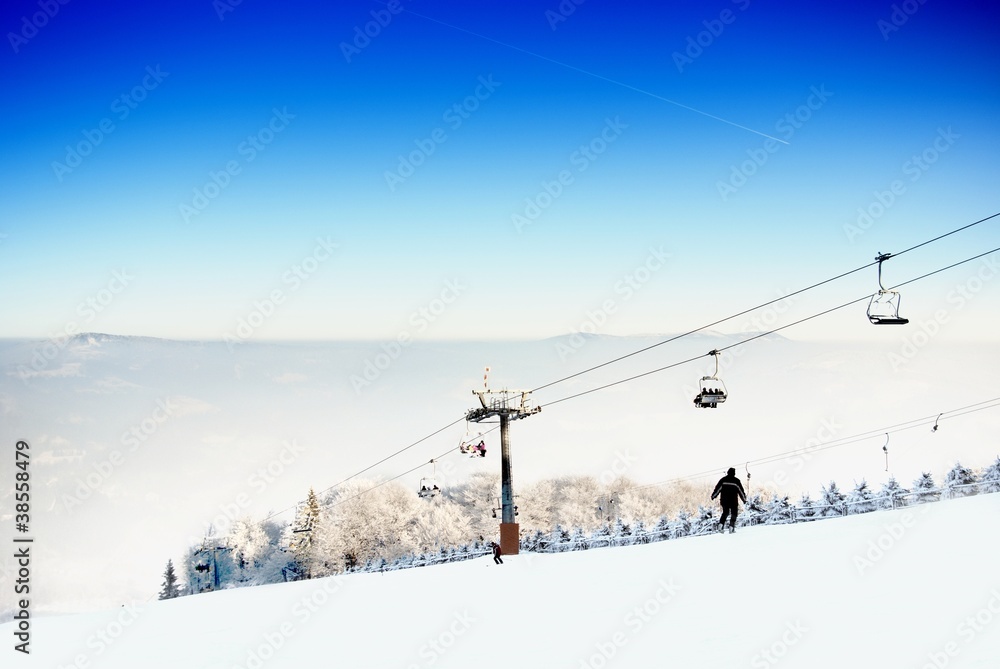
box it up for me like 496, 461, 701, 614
867, 252, 909, 325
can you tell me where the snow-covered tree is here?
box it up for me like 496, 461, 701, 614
321, 479, 419, 573
693, 505, 718, 535
943, 462, 977, 498
845, 480, 876, 514
796, 493, 816, 520
611, 517, 633, 545
980, 456, 1000, 493
445, 471, 500, 539
740, 494, 766, 526
288, 487, 323, 579
158, 559, 181, 600
569, 526, 588, 550
632, 519, 650, 544
550, 524, 572, 551
669, 509, 692, 539
229, 517, 272, 581
876, 477, 907, 510
912, 472, 939, 503
652, 515, 671, 540
763, 495, 794, 524
553, 476, 603, 532
411, 497, 473, 552
818, 481, 846, 517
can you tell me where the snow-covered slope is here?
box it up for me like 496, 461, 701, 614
5, 494, 998, 668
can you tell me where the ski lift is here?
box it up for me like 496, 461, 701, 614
931, 413, 942, 433
418, 459, 440, 499
693, 350, 728, 408
881, 433, 889, 472
867, 252, 909, 325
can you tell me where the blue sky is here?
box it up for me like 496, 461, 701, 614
2, 0, 998, 341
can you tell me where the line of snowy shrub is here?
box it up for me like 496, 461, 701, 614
168, 458, 999, 594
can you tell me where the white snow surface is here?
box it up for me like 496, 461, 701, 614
5, 494, 999, 668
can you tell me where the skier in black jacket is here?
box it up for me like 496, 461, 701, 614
711, 467, 747, 534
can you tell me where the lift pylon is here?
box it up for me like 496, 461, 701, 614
466, 380, 541, 556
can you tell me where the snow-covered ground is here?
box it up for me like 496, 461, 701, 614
5, 493, 998, 668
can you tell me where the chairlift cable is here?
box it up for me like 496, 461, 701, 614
263, 224, 1000, 519
530, 212, 999, 395
635, 397, 1000, 490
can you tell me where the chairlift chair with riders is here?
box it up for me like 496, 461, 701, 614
867, 252, 909, 325
693, 349, 728, 408
457, 424, 487, 458
417, 459, 440, 499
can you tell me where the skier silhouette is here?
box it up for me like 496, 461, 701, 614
711, 467, 747, 534
491, 541, 503, 565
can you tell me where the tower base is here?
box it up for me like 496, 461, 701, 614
500, 523, 519, 556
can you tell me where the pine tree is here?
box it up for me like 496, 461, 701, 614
912, 472, 939, 503
653, 515, 671, 540
763, 495, 794, 524
159, 559, 181, 600
693, 504, 717, 535
741, 494, 766, 526
819, 481, 846, 516
876, 477, 907, 510
670, 509, 692, 539
632, 519, 649, 544
796, 493, 815, 520
980, 456, 1000, 493
569, 526, 588, 550
289, 487, 323, 579
845, 480, 876, 514
943, 462, 977, 498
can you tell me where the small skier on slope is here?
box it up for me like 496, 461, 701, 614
711, 467, 747, 534
491, 541, 503, 565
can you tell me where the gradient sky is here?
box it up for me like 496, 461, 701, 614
2, 0, 998, 342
